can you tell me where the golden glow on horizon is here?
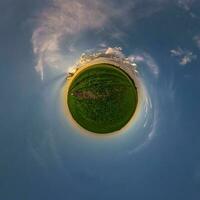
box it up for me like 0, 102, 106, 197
60, 58, 145, 138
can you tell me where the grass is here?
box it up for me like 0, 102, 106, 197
67, 63, 138, 134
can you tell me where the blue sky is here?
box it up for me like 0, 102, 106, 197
0, 0, 200, 199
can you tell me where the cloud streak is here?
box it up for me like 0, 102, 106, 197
128, 53, 159, 77
170, 47, 197, 65
194, 35, 200, 49
177, 0, 195, 11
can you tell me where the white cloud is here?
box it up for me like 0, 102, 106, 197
32, 0, 112, 80
105, 47, 124, 58
177, 0, 200, 20
99, 43, 107, 48
32, 0, 169, 80
128, 53, 159, 77
180, 53, 196, 65
194, 35, 200, 49
177, 0, 194, 11
170, 48, 183, 56
128, 55, 144, 62
170, 47, 197, 65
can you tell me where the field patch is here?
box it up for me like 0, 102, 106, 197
67, 64, 138, 134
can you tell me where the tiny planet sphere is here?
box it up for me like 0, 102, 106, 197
67, 63, 138, 134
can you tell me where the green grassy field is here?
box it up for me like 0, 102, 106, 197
67, 64, 138, 134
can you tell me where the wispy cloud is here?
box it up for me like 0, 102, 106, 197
32, 0, 169, 80
170, 47, 197, 65
105, 47, 124, 58
193, 35, 200, 49
177, 0, 194, 11
32, 0, 112, 80
128, 53, 159, 77
177, 0, 200, 19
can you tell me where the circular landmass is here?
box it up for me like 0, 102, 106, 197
67, 63, 138, 134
